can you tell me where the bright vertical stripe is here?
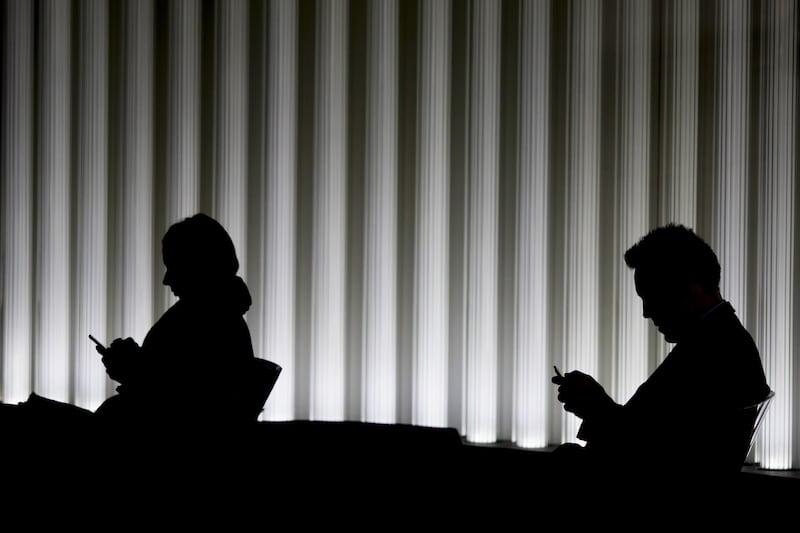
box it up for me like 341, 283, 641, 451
310, 0, 348, 421
464, 0, 501, 444
362, 0, 398, 424
164, 0, 201, 313
613, 0, 651, 404
513, 0, 550, 449
116, 0, 154, 344
711, 0, 750, 327
35, 0, 72, 402
1, 0, 34, 404
656, 0, 698, 365
413, 0, 450, 428
213, 0, 249, 278
260, 0, 297, 421
74, 0, 109, 410
166, 0, 201, 221
659, 0, 697, 228
562, 0, 602, 443
756, 0, 796, 471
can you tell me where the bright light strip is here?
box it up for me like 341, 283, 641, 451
1, 0, 34, 404
309, 0, 348, 421
163, 0, 201, 311
463, 0, 501, 444
512, 0, 550, 449
658, 0, 697, 228
73, 0, 109, 410
116, 0, 154, 344
35, 0, 72, 403
213, 0, 249, 279
656, 0, 698, 365
166, 0, 200, 223
562, 0, 602, 443
711, 0, 750, 327
612, 0, 651, 405
756, 0, 796, 471
362, 0, 398, 424
260, 0, 297, 421
412, 0, 450, 428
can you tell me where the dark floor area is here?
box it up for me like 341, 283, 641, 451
2, 416, 797, 525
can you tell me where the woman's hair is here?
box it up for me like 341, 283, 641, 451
163, 213, 251, 311
163, 213, 239, 279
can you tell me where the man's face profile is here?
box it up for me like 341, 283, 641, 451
634, 268, 691, 343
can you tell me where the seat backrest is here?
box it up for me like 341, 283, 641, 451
245, 358, 282, 421
742, 390, 775, 461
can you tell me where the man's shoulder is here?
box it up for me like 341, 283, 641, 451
691, 302, 756, 349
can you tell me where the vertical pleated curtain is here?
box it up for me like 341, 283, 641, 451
1, 0, 797, 469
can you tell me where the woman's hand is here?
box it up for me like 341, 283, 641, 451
100, 337, 140, 384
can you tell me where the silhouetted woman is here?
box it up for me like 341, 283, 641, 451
95, 213, 256, 425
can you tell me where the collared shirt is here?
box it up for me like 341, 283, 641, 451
700, 299, 727, 321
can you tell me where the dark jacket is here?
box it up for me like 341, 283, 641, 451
577, 302, 769, 478
100, 279, 256, 425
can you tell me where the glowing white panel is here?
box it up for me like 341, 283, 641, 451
74, 0, 109, 410
658, 0, 697, 228
213, 0, 249, 278
711, 0, 750, 327
755, 0, 796, 471
260, 0, 297, 421
463, 0, 501, 444
412, 0, 450, 428
562, 0, 602, 443
1, 0, 34, 404
116, 0, 154, 344
310, 0, 348, 421
35, 0, 72, 402
166, 0, 200, 220
513, 0, 550, 449
612, 0, 651, 405
163, 0, 201, 311
362, 0, 398, 424
656, 0, 697, 365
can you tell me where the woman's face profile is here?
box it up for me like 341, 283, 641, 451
162, 267, 182, 298
162, 243, 191, 299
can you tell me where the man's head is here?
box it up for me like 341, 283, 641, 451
625, 224, 722, 343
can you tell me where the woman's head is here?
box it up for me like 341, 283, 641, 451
162, 213, 240, 299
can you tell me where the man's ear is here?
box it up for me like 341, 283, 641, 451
687, 280, 712, 310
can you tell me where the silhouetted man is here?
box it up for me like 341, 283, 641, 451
552, 224, 770, 495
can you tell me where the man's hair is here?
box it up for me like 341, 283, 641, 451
624, 224, 721, 293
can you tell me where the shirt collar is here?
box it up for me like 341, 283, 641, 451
699, 300, 727, 321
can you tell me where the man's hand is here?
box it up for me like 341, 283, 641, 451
551, 370, 614, 420
101, 337, 140, 384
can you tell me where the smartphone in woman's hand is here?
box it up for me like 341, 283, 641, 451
88, 334, 108, 355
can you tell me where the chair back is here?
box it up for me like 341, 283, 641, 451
741, 390, 775, 461
245, 358, 282, 421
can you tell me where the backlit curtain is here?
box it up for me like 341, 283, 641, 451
1, 0, 797, 469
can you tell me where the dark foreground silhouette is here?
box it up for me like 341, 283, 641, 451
551, 224, 771, 505
95, 213, 263, 425
0, 222, 785, 524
